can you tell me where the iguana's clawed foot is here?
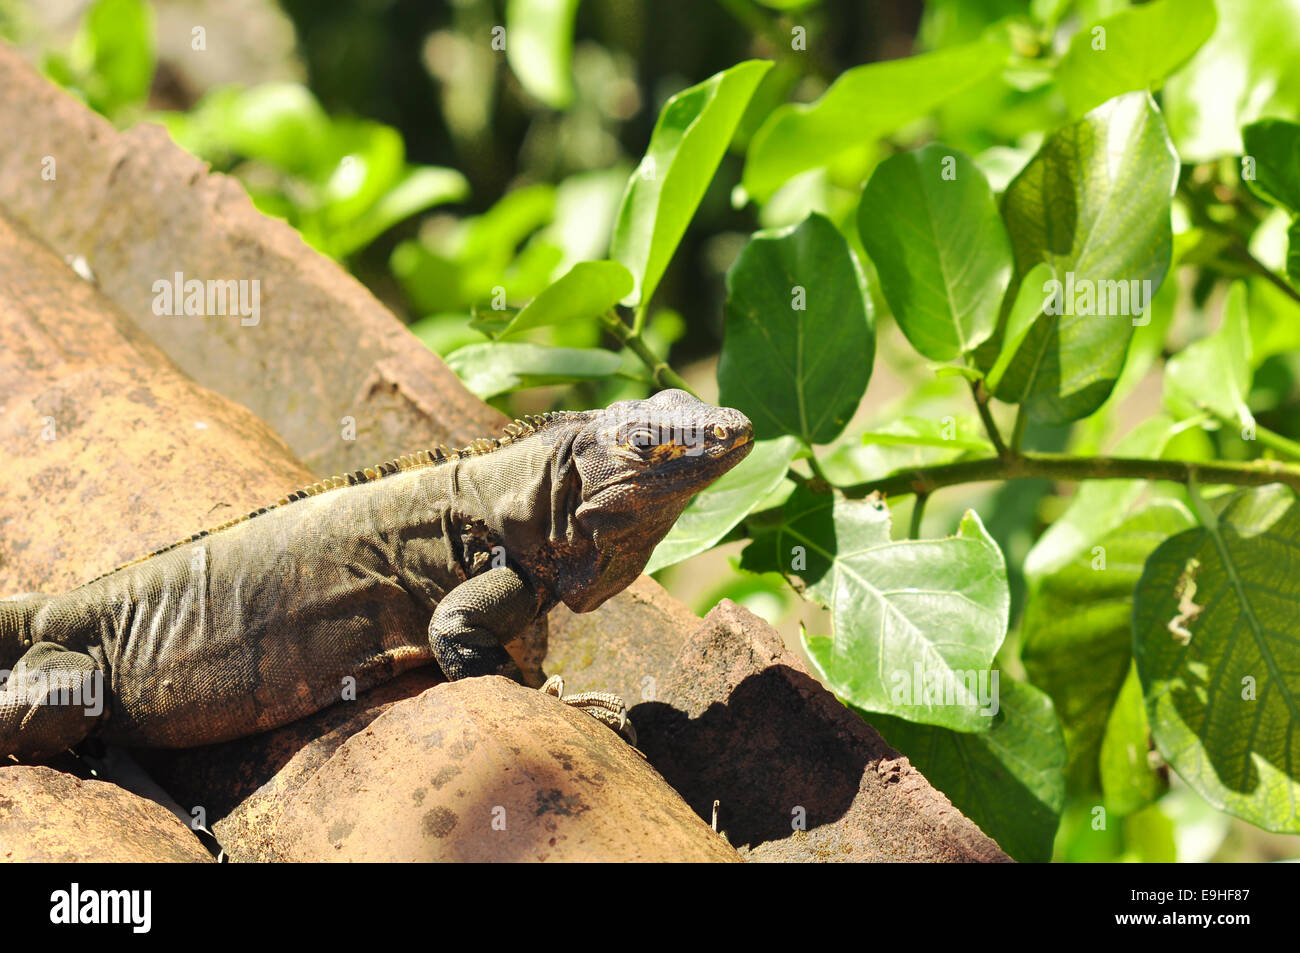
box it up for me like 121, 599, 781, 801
540, 674, 637, 746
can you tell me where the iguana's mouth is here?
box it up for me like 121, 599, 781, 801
716, 418, 753, 455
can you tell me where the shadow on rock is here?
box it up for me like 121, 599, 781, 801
633, 664, 866, 851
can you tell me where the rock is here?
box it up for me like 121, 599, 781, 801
0, 210, 314, 593
0, 44, 501, 477
212, 677, 739, 862
544, 575, 699, 704
136, 669, 442, 835
634, 600, 1012, 862
0, 765, 212, 862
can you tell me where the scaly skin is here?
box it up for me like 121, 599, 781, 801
0, 389, 753, 759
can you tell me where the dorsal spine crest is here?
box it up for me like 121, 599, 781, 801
79, 411, 571, 587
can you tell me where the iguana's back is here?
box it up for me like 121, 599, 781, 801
17, 464, 475, 746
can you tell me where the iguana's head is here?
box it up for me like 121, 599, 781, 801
559, 389, 753, 611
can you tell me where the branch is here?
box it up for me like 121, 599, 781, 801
1240, 248, 1300, 307
1203, 408, 1300, 461
1009, 404, 1030, 453
836, 452, 1300, 499
714, 0, 835, 82
909, 492, 929, 538
1177, 178, 1300, 307
968, 378, 1009, 458
600, 310, 699, 397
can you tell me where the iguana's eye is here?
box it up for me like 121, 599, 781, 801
629, 428, 657, 449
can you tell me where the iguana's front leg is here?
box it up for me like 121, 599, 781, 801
0, 642, 105, 760
428, 566, 634, 742
429, 566, 537, 682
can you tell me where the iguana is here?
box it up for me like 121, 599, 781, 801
0, 389, 753, 761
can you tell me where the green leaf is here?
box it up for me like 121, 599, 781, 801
742, 41, 1007, 203
865, 679, 1067, 863
994, 92, 1178, 425
646, 436, 799, 574
1025, 414, 1182, 581
505, 0, 579, 109
1099, 663, 1168, 815
985, 263, 1054, 393
321, 121, 405, 222
859, 415, 993, 454
1163, 0, 1300, 162
445, 343, 623, 399
611, 60, 772, 307
1247, 274, 1300, 365
461, 185, 557, 265
73, 0, 155, 117
717, 213, 873, 445
745, 492, 1009, 731
1242, 119, 1300, 215
823, 435, 971, 488
466, 306, 518, 337
932, 365, 983, 382
1133, 484, 1300, 832
391, 185, 558, 313
1022, 501, 1195, 790
1056, 0, 1216, 119
329, 166, 469, 258
227, 84, 332, 174
857, 145, 1011, 361
391, 242, 463, 315
410, 313, 488, 357
1118, 803, 1178, 862
497, 261, 633, 339
1164, 281, 1254, 429
1289, 219, 1300, 285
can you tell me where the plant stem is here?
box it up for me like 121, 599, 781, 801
1010, 405, 1029, 453
1177, 178, 1300, 307
968, 379, 1009, 458
836, 451, 1300, 499
1241, 250, 1300, 307
909, 492, 928, 539
803, 443, 832, 491
714, 0, 834, 81
1204, 408, 1300, 461
747, 451, 1300, 527
600, 309, 699, 397
1252, 423, 1300, 461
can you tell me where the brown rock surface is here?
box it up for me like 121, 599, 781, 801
0, 765, 212, 862
0, 208, 311, 593
635, 601, 1012, 862
135, 669, 442, 839
0, 46, 499, 475
213, 677, 740, 862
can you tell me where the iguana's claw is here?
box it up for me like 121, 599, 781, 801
540, 675, 637, 746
